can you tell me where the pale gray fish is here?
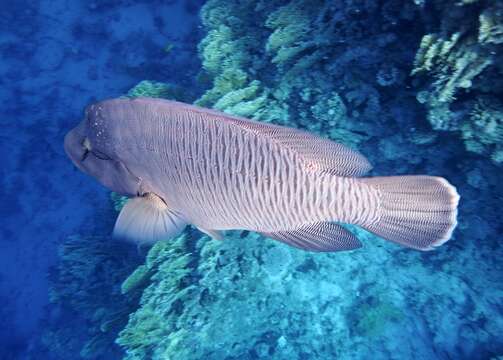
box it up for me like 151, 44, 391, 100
64, 97, 460, 252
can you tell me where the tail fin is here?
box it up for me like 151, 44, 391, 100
360, 175, 459, 251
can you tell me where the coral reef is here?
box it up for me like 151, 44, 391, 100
126, 80, 195, 103
117, 227, 503, 359
196, 0, 503, 165
461, 96, 503, 163
110, 192, 129, 212
411, 0, 503, 163
116, 233, 194, 359
114, 1, 503, 359
194, 0, 426, 155
32, 1, 503, 359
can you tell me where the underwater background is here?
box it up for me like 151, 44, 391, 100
1, 0, 502, 359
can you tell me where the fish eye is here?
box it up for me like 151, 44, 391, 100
82, 137, 92, 151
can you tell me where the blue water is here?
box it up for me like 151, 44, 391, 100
1, 0, 502, 359
0, 1, 203, 358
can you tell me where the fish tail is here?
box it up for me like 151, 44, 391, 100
359, 175, 459, 250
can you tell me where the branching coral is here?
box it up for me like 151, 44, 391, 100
116, 234, 194, 359
110, 192, 128, 212
47, 1, 503, 359
411, 1, 503, 163
213, 79, 268, 117
412, 33, 492, 105
461, 96, 503, 163
478, 5, 503, 45
195, 0, 270, 109
127, 80, 193, 102
264, 0, 327, 65
196, 0, 423, 153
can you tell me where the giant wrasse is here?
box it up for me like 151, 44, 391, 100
64, 97, 459, 252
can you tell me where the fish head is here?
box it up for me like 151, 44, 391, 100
64, 101, 141, 196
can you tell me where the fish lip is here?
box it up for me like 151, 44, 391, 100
64, 123, 88, 171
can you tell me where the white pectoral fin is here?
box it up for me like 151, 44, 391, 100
113, 193, 187, 245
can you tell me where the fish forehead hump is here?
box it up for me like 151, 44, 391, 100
87, 97, 239, 157
86, 98, 176, 153
92, 98, 214, 139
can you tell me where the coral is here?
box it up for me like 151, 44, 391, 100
354, 298, 404, 338
461, 96, 503, 163
264, 0, 324, 65
479, 5, 503, 45
195, 68, 250, 107
425, 103, 461, 131
309, 92, 347, 128
306, 91, 372, 147
376, 64, 403, 87
116, 224, 503, 359
195, 0, 421, 150
119, 230, 355, 360
121, 264, 152, 295
43, 235, 142, 359
116, 234, 194, 359
194, 0, 269, 108
411, 1, 503, 163
127, 80, 192, 102
412, 33, 492, 105
408, 129, 438, 145
261, 243, 293, 280
110, 192, 129, 212
213, 79, 269, 117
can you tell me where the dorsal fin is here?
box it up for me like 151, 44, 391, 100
199, 104, 372, 177
245, 124, 372, 177
260, 222, 362, 252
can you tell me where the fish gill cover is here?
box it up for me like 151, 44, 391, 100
37, 0, 502, 359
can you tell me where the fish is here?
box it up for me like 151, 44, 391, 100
64, 97, 460, 252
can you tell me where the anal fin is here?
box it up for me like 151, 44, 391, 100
113, 193, 187, 245
260, 222, 362, 252
197, 227, 225, 241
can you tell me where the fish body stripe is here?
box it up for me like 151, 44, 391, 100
110, 102, 380, 232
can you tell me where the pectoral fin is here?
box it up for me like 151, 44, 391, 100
260, 222, 362, 252
113, 193, 187, 245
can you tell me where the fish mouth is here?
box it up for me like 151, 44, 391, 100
64, 122, 89, 171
